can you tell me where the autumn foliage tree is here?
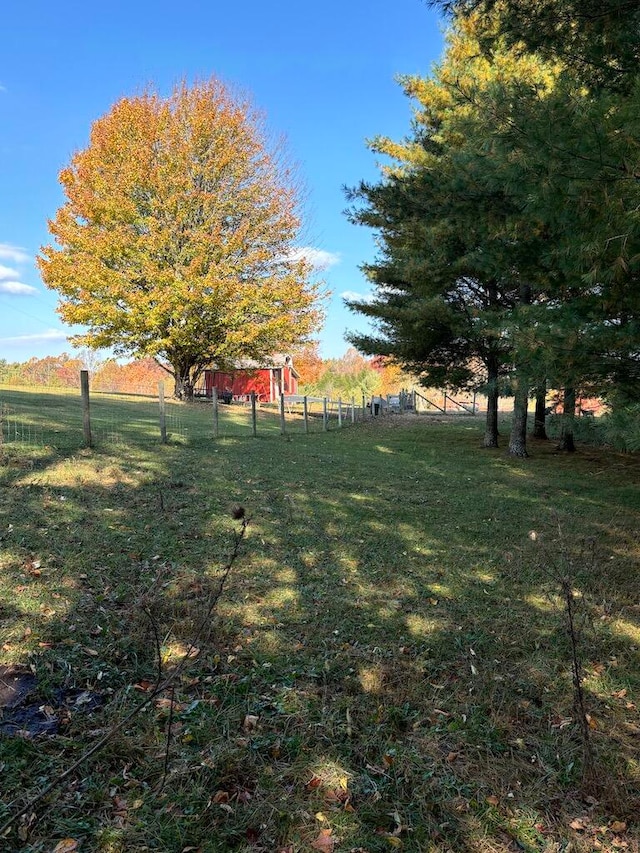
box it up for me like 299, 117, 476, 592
39, 79, 322, 399
290, 341, 324, 386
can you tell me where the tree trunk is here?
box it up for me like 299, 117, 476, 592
557, 385, 576, 452
509, 381, 529, 457
533, 382, 548, 439
173, 368, 195, 401
483, 356, 499, 448
509, 281, 532, 458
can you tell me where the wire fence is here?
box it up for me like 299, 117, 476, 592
0, 381, 389, 454
0, 375, 493, 456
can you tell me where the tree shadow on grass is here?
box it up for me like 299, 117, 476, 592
0, 415, 638, 851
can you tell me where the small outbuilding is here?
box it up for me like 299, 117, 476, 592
200, 355, 299, 403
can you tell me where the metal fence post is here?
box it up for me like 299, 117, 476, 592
303, 395, 309, 434
280, 392, 286, 435
323, 397, 328, 431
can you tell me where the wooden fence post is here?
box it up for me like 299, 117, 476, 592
251, 391, 257, 437
338, 398, 343, 428
280, 392, 286, 435
351, 396, 355, 424
303, 395, 309, 434
472, 391, 477, 415
323, 398, 328, 431
81, 370, 92, 448
443, 392, 448, 413
158, 381, 167, 444
362, 393, 366, 421
212, 387, 219, 438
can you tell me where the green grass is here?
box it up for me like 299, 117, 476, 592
0, 387, 639, 852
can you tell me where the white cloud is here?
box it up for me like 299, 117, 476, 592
0, 84, 6, 93
289, 247, 341, 270
0, 242, 30, 264
0, 264, 19, 280
341, 290, 375, 304
0, 329, 69, 345
0, 280, 39, 296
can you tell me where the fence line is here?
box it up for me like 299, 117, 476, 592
0, 378, 493, 453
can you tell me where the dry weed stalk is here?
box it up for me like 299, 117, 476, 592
0, 514, 249, 842
530, 520, 595, 786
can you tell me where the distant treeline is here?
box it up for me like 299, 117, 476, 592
0, 347, 412, 399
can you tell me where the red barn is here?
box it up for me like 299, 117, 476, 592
200, 355, 299, 403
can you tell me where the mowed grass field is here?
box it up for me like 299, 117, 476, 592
0, 387, 639, 852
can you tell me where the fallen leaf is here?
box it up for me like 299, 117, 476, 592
53, 840, 79, 853
570, 818, 588, 831
307, 775, 323, 789
311, 828, 335, 852
612, 689, 628, 699
83, 647, 99, 657
212, 790, 229, 804
155, 697, 185, 711
112, 795, 128, 816
610, 821, 627, 833
485, 795, 499, 806
446, 752, 460, 763
243, 714, 259, 732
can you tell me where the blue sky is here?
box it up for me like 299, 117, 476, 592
0, 0, 444, 363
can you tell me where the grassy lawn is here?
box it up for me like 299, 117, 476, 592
0, 388, 639, 852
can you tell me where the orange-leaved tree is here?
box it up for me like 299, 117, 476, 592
39, 79, 323, 399
291, 341, 324, 386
